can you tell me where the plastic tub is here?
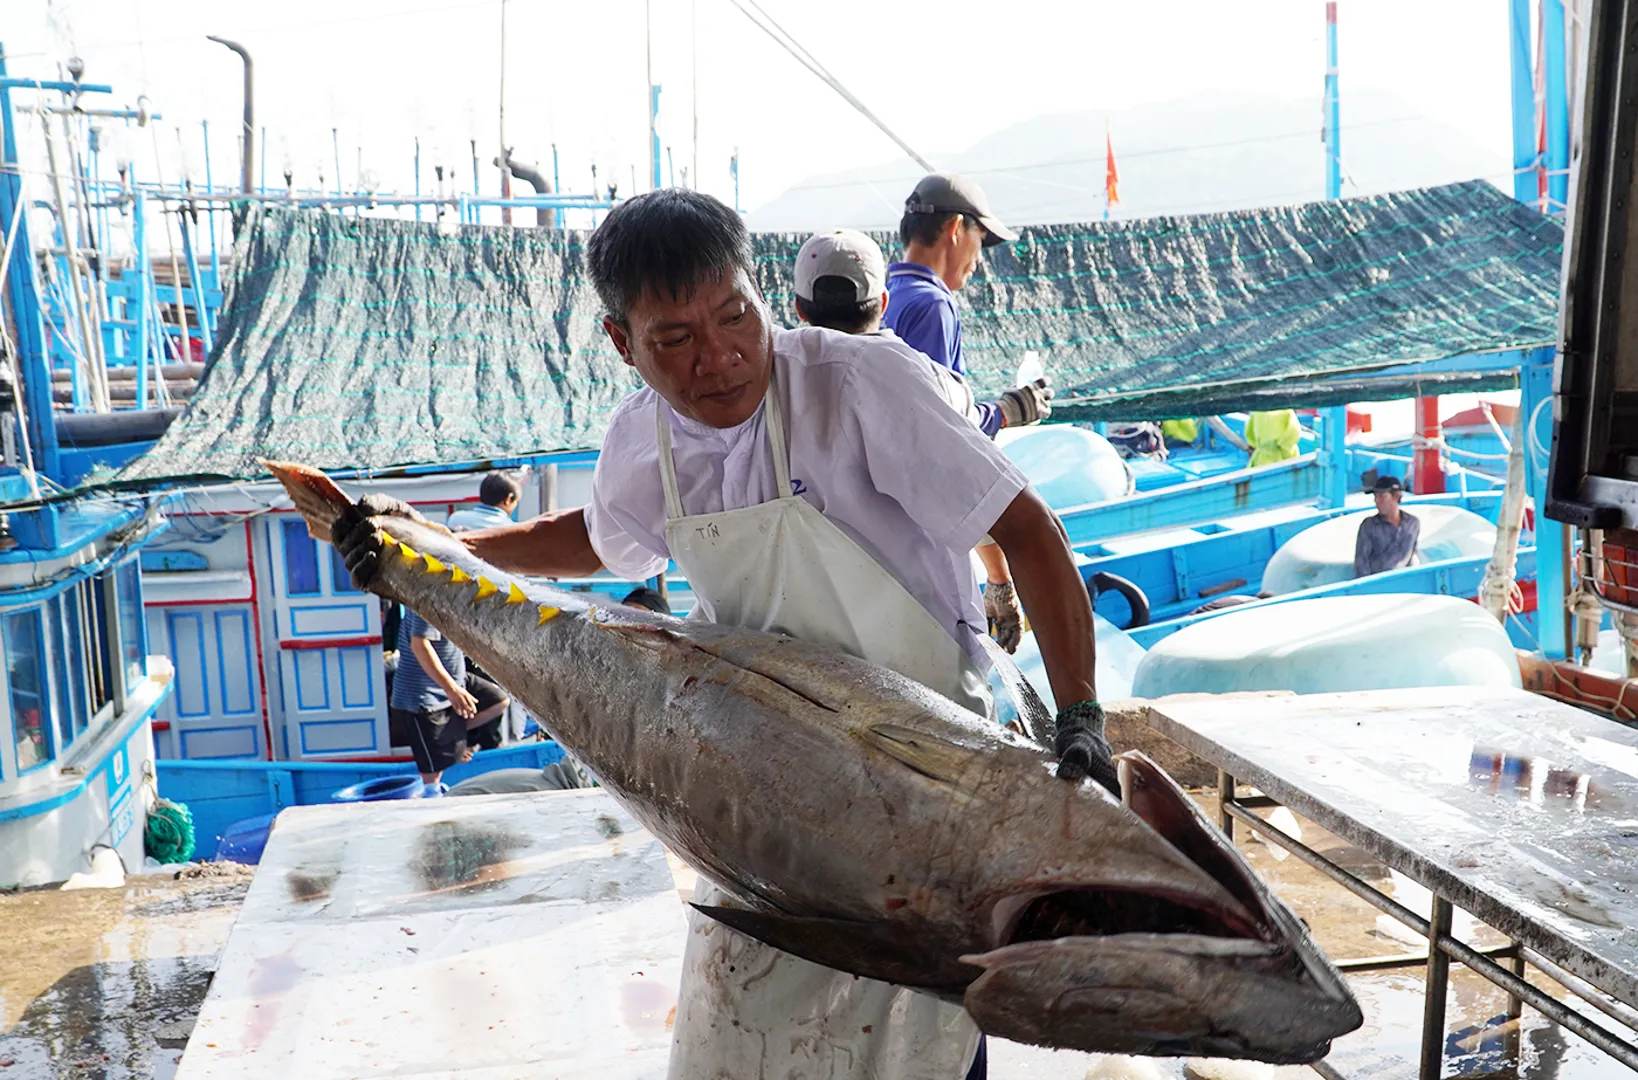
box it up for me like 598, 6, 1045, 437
329, 775, 425, 803
997, 426, 1130, 510
1131, 593, 1521, 698
213, 813, 276, 865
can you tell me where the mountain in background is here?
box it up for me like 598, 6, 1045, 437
747, 89, 1509, 232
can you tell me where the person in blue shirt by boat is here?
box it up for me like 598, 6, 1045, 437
1354, 474, 1421, 578
884, 173, 1052, 438
446, 472, 521, 532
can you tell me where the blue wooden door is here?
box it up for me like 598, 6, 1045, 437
148, 601, 262, 758
265, 516, 388, 759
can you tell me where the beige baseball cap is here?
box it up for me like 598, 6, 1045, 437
794, 229, 887, 302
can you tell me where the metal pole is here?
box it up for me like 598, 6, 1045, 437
691, 0, 699, 187
1544, 0, 1569, 212
332, 127, 343, 200
647, 0, 656, 190
201, 119, 221, 285
1418, 896, 1453, 1080
1508, 0, 1537, 204
206, 36, 254, 193
499, 0, 512, 224
414, 136, 422, 222
1324, 1, 1341, 200
259, 125, 266, 193
1216, 769, 1235, 839
1414, 395, 1445, 493
0, 48, 58, 479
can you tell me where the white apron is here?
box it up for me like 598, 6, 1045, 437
659, 375, 986, 1079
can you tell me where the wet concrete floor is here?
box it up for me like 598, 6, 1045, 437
0, 863, 252, 1079
1, 795, 1632, 1078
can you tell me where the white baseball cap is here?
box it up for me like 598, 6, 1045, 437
794, 229, 886, 302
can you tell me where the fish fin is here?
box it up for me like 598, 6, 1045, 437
398, 543, 421, 564
422, 554, 445, 575
537, 605, 560, 626
859, 724, 974, 785
260, 459, 355, 541
506, 582, 527, 604
474, 576, 499, 601
690, 905, 958, 991
449, 566, 471, 584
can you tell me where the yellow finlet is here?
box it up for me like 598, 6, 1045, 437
398, 542, 421, 564
537, 605, 560, 626
505, 582, 527, 604
474, 576, 499, 601
449, 566, 471, 584
422, 553, 446, 575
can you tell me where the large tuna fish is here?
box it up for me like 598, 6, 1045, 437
266, 460, 1361, 1062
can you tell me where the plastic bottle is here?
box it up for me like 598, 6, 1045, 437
1015, 350, 1045, 387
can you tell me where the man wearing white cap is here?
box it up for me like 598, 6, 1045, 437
793, 228, 1026, 654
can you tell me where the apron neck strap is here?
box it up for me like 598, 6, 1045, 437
654, 366, 792, 520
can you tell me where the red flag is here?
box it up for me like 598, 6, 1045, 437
1105, 124, 1120, 208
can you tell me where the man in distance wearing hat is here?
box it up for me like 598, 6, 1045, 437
1354, 473, 1421, 577
885, 173, 1053, 437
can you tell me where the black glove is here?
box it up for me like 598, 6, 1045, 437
331, 494, 423, 591
1054, 700, 1120, 797
996, 377, 1053, 428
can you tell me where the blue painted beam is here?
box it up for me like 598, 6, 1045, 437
1318, 407, 1349, 508
1060, 457, 1322, 547
1522, 346, 1568, 657
1128, 546, 1538, 650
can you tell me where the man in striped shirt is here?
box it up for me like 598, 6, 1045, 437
389, 608, 510, 787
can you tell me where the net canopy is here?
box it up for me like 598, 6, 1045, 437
112, 179, 1560, 489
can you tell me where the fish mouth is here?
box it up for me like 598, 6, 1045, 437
963, 752, 1362, 1061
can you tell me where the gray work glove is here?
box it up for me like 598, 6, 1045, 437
997, 377, 1053, 428
1054, 700, 1120, 797
984, 581, 1023, 653
332, 494, 430, 591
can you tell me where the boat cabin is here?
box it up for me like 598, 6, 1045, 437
0, 475, 170, 887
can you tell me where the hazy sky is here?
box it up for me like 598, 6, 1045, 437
0, 0, 1516, 223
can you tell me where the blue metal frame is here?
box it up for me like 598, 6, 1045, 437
1062, 456, 1323, 547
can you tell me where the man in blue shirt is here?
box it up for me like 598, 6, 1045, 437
883, 173, 1052, 438
446, 472, 521, 532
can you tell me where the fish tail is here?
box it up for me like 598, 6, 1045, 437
260, 459, 355, 541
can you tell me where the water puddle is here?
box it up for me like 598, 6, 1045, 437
0, 865, 252, 1079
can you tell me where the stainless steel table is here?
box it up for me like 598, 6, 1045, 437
1144, 685, 1638, 1078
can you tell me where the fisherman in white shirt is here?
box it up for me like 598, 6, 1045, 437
334, 189, 1114, 1080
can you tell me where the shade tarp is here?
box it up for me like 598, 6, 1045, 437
115, 179, 1560, 487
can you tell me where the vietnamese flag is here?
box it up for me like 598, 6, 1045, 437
1105, 123, 1120, 209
